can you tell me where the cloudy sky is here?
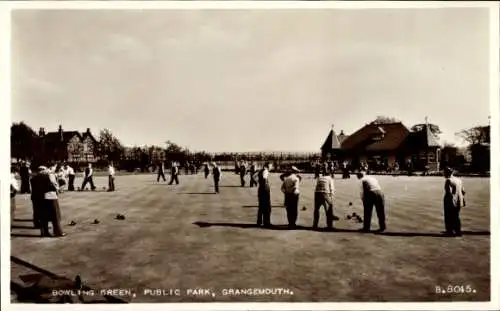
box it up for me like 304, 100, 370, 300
11, 8, 490, 152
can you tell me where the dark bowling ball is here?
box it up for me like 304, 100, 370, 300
349, 202, 353, 206
301, 206, 307, 211
346, 215, 352, 220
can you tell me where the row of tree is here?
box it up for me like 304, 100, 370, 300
10, 122, 323, 171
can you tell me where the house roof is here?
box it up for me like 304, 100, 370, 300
321, 129, 342, 151
403, 124, 440, 150
43, 129, 97, 145
338, 131, 348, 144
341, 122, 410, 152
43, 131, 82, 144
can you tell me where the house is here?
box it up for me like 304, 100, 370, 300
320, 119, 441, 171
38, 125, 99, 164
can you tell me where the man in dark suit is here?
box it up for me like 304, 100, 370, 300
204, 163, 210, 179
239, 161, 247, 187
30, 166, 47, 229
20, 161, 31, 194
157, 161, 166, 182
212, 162, 221, 193
249, 162, 258, 188
169, 162, 180, 185
35, 166, 66, 237
256, 163, 272, 227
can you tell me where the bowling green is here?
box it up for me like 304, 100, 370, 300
10, 173, 490, 302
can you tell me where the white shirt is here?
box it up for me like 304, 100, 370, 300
444, 176, 466, 208
45, 172, 59, 200
108, 166, 115, 176
66, 166, 75, 176
261, 169, 269, 180
360, 176, 381, 199
281, 173, 300, 195
11, 173, 19, 192
315, 175, 335, 195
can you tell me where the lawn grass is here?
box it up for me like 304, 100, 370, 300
10, 173, 490, 302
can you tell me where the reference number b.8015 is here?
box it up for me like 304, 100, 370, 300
435, 285, 477, 294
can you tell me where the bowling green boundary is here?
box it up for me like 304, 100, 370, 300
11, 173, 490, 302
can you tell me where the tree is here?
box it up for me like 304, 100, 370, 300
165, 140, 184, 154
455, 125, 490, 145
98, 128, 124, 163
411, 123, 442, 136
165, 140, 187, 162
455, 125, 490, 173
11, 122, 39, 161
371, 116, 401, 125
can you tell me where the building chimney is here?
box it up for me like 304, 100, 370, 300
39, 127, 45, 137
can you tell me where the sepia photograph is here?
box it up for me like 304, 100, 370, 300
4, 1, 499, 310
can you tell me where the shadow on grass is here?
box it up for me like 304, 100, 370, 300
10, 256, 127, 304
193, 222, 490, 237
241, 205, 287, 209
11, 225, 37, 229
380, 231, 490, 237
193, 221, 358, 232
13, 219, 34, 222
11, 233, 41, 238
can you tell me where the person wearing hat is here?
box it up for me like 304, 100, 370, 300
313, 168, 335, 230
356, 170, 386, 233
169, 162, 180, 185
443, 167, 466, 237
281, 166, 302, 229
255, 162, 272, 227
212, 162, 222, 193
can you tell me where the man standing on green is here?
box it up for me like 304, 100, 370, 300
256, 163, 272, 227
313, 169, 335, 230
357, 171, 386, 233
169, 162, 180, 185
443, 167, 466, 237
281, 166, 302, 229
